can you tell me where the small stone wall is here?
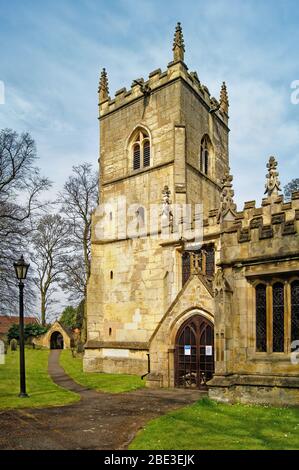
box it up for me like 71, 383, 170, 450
208, 375, 299, 406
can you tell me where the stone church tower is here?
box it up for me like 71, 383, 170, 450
85, 24, 299, 405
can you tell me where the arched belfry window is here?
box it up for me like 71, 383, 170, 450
130, 128, 151, 171
200, 135, 212, 176
143, 140, 150, 167
133, 144, 140, 170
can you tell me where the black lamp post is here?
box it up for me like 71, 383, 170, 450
13, 255, 30, 398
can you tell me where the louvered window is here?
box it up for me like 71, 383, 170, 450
133, 144, 140, 170
256, 284, 267, 352
143, 140, 150, 167
131, 129, 151, 170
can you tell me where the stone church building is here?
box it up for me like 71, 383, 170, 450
84, 24, 299, 405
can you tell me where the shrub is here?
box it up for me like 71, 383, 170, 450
10, 338, 18, 351
7, 322, 48, 342
76, 341, 84, 354
7, 324, 19, 342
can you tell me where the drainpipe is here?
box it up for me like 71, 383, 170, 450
141, 353, 150, 380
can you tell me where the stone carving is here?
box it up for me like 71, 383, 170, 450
214, 268, 233, 296
172, 22, 185, 62
161, 185, 173, 228
98, 68, 109, 103
264, 156, 281, 196
217, 172, 237, 223
220, 82, 229, 114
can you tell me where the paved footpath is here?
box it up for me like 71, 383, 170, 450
0, 350, 204, 450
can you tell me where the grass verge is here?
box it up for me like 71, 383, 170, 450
0, 349, 79, 410
130, 397, 299, 450
60, 349, 145, 393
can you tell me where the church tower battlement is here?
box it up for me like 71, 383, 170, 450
97, 23, 230, 220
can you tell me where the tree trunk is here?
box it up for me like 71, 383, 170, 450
41, 292, 46, 326
81, 291, 87, 344
82, 225, 90, 344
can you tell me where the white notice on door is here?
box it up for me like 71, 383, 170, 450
184, 345, 191, 356
205, 345, 212, 356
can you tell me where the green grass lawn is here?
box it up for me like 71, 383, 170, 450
0, 349, 79, 410
130, 397, 299, 450
60, 349, 145, 393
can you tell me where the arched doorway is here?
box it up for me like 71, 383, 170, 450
175, 315, 214, 389
50, 331, 64, 350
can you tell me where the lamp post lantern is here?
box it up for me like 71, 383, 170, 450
13, 255, 30, 398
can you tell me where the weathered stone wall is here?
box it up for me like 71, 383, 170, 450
209, 191, 299, 404
85, 56, 229, 376
88, 237, 175, 344
209, 380, 299, 407
87, 27, 299, 407
100, 81, 180, 185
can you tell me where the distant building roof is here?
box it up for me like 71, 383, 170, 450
0, 315, 38, 334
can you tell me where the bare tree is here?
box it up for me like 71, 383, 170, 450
31, 214, 70, 326
58, 163, 98, 339
0, 129, 51, 314
284, 178, 299, 201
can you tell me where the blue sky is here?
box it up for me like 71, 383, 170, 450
0, 0, 298, 206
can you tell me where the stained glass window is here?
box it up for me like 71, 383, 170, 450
182, 252, 190, 287
272, 282, 284, 352
256, 284, 267, 352
291, 280, 299, 346
205, 246, 215, 277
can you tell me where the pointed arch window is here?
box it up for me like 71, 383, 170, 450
131, 129, 151, 171
200, 135, 212, 176
181, 245, 215, 287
